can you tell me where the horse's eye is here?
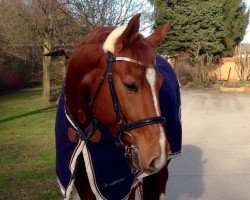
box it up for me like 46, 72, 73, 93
123, 82, 138, 92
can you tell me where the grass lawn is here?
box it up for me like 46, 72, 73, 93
0, 88, 62, 199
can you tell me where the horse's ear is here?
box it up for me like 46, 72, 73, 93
118, 13, 141, 47
145, 22, 170, 47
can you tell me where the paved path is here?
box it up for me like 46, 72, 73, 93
166, 89, 250, 200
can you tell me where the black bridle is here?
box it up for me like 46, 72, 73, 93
65, 51, 166, 173
89, 52, 166, 139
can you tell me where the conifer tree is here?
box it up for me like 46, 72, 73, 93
150, 0, 249, 57
220, 0, 249, 56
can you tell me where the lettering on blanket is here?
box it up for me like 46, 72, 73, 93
103, 177, 126, 188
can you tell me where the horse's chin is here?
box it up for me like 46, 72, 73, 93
147, 159, 167, 174
136, 172, 150, 181
136, 160, 167, 181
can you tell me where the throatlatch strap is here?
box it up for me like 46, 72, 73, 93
64, 99, 97, 142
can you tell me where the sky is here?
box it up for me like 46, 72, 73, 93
241, 0, 250, 43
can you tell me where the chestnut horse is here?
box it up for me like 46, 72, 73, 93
64, 14, 171, 200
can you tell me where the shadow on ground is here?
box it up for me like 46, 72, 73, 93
167, 145, 205, 200
0, 106, 55, 123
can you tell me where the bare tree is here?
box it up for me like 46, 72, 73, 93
0, 0, 34, 61
0, 0, 44, 90
19, 0, 74, 99
61, 0, 153, 33
236, 54, 250, 81
0, 0, 153, 97
235, 44, 250, 82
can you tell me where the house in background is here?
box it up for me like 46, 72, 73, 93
214, 44, 250, 81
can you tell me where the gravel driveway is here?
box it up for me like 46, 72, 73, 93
167, 89, 250, 200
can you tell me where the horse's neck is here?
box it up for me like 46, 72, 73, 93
65, 45, 106, 125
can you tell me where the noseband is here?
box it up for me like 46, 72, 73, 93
65, 52, 166, 174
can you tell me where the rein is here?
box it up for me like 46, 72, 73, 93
65, 52, 166, 174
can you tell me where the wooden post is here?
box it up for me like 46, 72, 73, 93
227, 67, 231, 83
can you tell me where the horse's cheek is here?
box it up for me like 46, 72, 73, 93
78, 109, 86, 124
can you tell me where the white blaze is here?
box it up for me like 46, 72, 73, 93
146, 68, 167, 170
146, 68, 160, 115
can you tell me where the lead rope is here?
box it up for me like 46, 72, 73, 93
128, 179, 143, 200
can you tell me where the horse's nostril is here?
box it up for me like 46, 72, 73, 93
149, 159, 157, 169
148, 156, 160, 171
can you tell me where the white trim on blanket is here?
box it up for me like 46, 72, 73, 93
65, 109, 78, 131
57, 139, 85, 200
173, 82, 182, 159
82, 144, 106, 200
170, 151, 181, 159
57, 177, 66, 195
66, 141, 85, 200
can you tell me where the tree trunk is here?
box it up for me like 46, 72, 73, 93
61, 56, 66, 79
42, 32, 52, 99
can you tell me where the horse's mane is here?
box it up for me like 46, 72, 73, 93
78, 27, 115, 46
77, 26, 155, 66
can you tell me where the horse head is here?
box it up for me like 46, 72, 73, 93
65, 14, 170, 176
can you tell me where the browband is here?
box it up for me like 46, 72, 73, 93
112, 56, 155, 67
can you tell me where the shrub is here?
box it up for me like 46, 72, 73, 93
0, 66, 24, 94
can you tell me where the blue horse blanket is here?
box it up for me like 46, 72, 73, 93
55, 55, 182, 199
